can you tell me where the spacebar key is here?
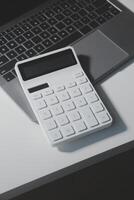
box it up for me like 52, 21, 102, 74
0, 59, 17, 75
44, 31, 83, 53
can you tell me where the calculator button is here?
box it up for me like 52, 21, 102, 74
80, 83, 92, 94
85, 92, 98, 103
69, 88, 82, 98
39, 109, 52, 120
46, 95, 59, 105
68, 111, 81, 121
57, 91, 70, 101
51, 105, 64, 115
32, 93, 42, 100
96, 111, 110, 124
57, 114, 69, 126
75, 71, 84, 78
67, 81, 77, 88
55, 85, 65, 92
77, 77, 88, 85
73, 120, 87, 132
91, 102, 104, 113
80, 106, 99, 127
74, 96, 87, 107
48, 130, 63, 142
62, 100, 76, 111
35, 99, 47, 110
43, 88, 54, 96
61, 125, 75, 137
45, 119, 57, 130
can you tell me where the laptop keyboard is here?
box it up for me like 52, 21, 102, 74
0, 0, 121, 82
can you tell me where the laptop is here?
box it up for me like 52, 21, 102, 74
0, 0, 134, 118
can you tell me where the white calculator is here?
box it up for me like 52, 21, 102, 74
15, 46, 112, 146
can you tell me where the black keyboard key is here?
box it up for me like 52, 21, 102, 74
36, 14, 47, 23
81, 16, 90, 24
0, 59, 16, 75
86, 5, 95, 12
44, 31, 82, 52
63, 18, 73, 25
79, 9, 88, 17
23, 41, 34, 49
103, 11, 113, 20
0, 37, 7, 45
80, 25, 92, 34
71, 13, 80, 21
47, 18, 57, 26
21, 23, 32, 31
110, 7, 120, 16
60, 2, 70, 9
40, 31, 50, 39
70, 5, 80, 12
34, 44, 44, 53
40, 22, 50, 30
31, 36, 42, 44
7, 41, 18, 49
56, 22, 65, 30
66, 25, 76, 34
96, 3, 110, 15
90, 20, 99, 28
0, 45, 9, 54
53, 6, 63, 13
58, 30, 68, 38
43, 39, 53, 48
50, 35, 61, 43
73, 21, 83, 29
7, 50, 17, 59
92, 0, 106, 8
17, 54, 27, 61
45, 10, 55, 18
31, 26, 42, 34
47, 27, 58, 34
63, 9, 72, 16
96, 16, 106, 24
23, 31, 34, 40
26, 49, 36, 57
29, 19, 40, 27
15, 35, 26, 44
5, 32, 16, 41
55, 14, 65, 21
3, 72, 15, 82
15, 45, 26, 54
0, 55, 9, 66
88, 11, 98, 20
13, 28, 24, 36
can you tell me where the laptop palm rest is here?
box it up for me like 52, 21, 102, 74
74, 30, 128, 83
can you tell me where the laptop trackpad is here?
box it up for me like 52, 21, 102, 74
74, 30, 128, 83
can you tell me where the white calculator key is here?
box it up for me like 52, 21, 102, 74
61, 125, 75, 137
57, 114, 69, 126
62, 100, 76, 111
51, 105, 64, 115
45, 119, 57, 130
80, 83, 92, 94
35, 99, 47, 110
48, 130, 63, 142
85, 92, 98, 103
68, 111, 81, 121
75, 71, 84, 78
73, 120, 87, 132
77, 77, 88, 85
67, 81, 77, 88
43, 88, 54, 96
32, 93, 42, 100
39, 109, 52, 120
80, 106, 99, 127
46, 95, 59, 105
74, 96, 87, 107
55, 85, 65, 92
91, 102, 104, 113
69, 88, 82, 98
57, 91, 70, 101
96, 111, 110, 123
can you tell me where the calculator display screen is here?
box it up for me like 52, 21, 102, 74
19, 49, 77, 81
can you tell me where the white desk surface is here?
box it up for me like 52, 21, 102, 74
0, 0, 134, 199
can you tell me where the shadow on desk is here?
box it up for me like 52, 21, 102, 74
58, 55, 127, 152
